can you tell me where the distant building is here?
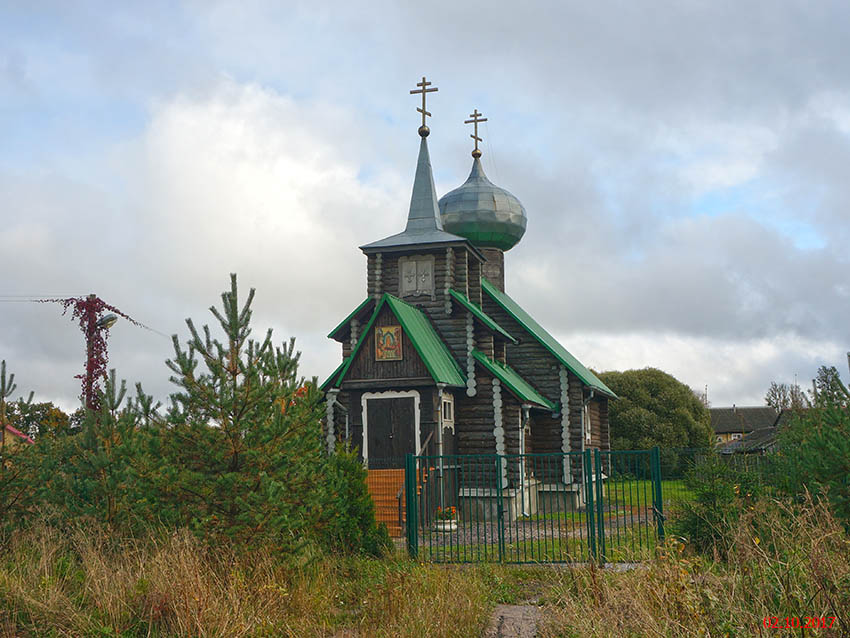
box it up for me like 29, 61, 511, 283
709, 405, 778, 446
715, 408, 804, 455
717, 426, 779, 455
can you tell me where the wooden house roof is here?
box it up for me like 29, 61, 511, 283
710, 406, 779, 434
5, 424, 34, 445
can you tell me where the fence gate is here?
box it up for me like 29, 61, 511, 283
404, 448, 665, 564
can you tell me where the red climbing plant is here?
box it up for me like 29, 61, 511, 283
39, 295, 147, 411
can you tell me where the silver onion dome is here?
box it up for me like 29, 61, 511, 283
438, 158, 527, 251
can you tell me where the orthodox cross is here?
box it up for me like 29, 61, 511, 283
465, 109, 488, 158
410, 76, 438, 137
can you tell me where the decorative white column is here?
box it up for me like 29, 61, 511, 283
493, 378, 507, 485
350, 318, 360, 350
559, 366, 571, 483
444, 247, 454, 315
466, 313, 476, 397
374, 253, 383, 300
325, 389, 338, 454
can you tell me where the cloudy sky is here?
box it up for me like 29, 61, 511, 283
2, 1, 848, 410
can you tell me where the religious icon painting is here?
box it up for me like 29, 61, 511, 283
375, 325, 403, 361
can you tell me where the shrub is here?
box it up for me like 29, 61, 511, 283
320, 447, 392, 557
672, 454, 764, 556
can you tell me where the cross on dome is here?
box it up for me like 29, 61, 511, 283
464, 109, 488, 158
410, 76, 438, 137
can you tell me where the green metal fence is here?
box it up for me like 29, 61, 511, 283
404, 448, 666, 564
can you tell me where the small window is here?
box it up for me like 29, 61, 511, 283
731, 433, 742, 440
441, 394, 454, 426
584, 404, 592, 443
715, 435, 722, 443
399, 256, 435, 297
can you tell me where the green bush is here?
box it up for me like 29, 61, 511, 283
672, 455, 764, 556
320, 447, 392, 557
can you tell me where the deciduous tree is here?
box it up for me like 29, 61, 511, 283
598, 368, 713, 451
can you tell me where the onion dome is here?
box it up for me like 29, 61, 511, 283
438, 158, 527, 251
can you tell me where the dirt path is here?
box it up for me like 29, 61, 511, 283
483, 604, 540, 638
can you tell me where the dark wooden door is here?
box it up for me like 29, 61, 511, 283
367, 397, 415, 468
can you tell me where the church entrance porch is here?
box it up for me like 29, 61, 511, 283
361, 390, 422, 537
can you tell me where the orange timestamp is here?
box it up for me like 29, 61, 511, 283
763, 616, 836, 630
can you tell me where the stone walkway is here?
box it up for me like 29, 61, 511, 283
483, 604, 540, 638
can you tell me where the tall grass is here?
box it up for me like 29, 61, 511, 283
0, 524, 489, 637
539, 497, 850, 637
2, 497, 847, 637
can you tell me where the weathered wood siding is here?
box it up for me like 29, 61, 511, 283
480, 248, 505, 292
455, 374, 494, 456
345, 305, 430, 382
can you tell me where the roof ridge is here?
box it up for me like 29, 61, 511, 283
481, 277, 616, 398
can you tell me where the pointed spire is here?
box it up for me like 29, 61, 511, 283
405, 137, 444, 234
359, 76, 469, 252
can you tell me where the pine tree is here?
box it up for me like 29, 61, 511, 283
30, 369, 149, 530
159, 274, 328, 551
0, 361, 33, 526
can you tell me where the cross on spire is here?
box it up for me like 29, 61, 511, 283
410, 76, 438, 137
464, 109, 488, 158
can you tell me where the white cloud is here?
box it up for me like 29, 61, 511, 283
3, 2, 850, 414
560, 331, 846, 406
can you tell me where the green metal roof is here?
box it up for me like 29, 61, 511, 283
327, 297, 374, 340
319, 357, 348, 391
332, 294, 465, 388
481, 278, 616, 398
471, 350, 556, 410
449, 289, 517, 344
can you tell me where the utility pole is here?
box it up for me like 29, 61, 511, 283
84, 294, 98, 411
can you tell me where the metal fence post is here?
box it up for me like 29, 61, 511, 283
651, 446, 665, 544
594, 448, 605, 564
405, 453, 418, 559
496, 455, 506, 562
583, 449, 596, 562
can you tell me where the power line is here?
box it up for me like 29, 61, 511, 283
0, 296, 171, 339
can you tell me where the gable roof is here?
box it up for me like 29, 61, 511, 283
319, 358, 349, 391
5, 424, 34, 445
710, 406, 779, 434
328, 294, 465, 389
327, 297, 374, 341
472, 350, 556, 410
774, 408, 806, 428
449, 289, 517, 344
481, 278, 616, 398
718, 426, 778, 455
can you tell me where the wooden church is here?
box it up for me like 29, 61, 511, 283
321, 78, 615, 532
